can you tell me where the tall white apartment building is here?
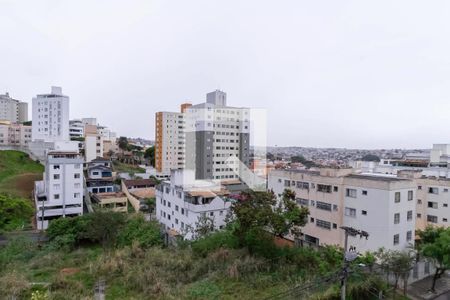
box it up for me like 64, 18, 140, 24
0, 121, 32, 147
0, 92, 28, 123
34, 151, 84, 230
156, 169, 232, 240
268, 168, 417, 252
32, 86, 69, 142
155, 90, 250, 180
155, 103, 191, 177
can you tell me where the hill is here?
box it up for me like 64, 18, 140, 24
0, 150, 44, 198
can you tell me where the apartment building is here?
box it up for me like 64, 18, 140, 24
32, 86, 70, 142
155, 104, 190, 177
34, 151, 84, 230
0, 121, 32, 147
268, 168, 417, 252
430, 144, 450, 167
86, 157, 114, 194
0, 92, 28, 123
156, 169, 233, 240
84, 124, 104, 162
397, 170, 450, 230
69, 119, 84, 139
155, 90, 250, 180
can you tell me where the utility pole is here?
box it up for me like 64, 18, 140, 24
340, 226, 369, 300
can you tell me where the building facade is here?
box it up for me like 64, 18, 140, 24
32, 86, 70, 142
155, 90, 250, 180
156, 170, 232, 240
268, 168, 417, 252
0, 92, 28, 123
0, 121, 32, 147
34, 151, 84, 230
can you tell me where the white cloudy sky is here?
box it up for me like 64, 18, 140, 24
1, 0, 450, 149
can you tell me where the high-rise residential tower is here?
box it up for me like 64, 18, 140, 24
155, 90, 250, 180
0, 92, 28, 123
32, 86, 70, 142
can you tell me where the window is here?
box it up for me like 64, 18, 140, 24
92, 171, 99, 175
316, 201, 332, 211
346, 189, 357, 198
362, 190, 368, 196
310, 200, 315, 206
53, 165, 60, 170
394, 213, 400, 224
444, 188, 449, 193
418, 185, 422, 190
316, 219, 331, 230
395, 192, 401, 203
310, 217, 315, 223
219, 210, 224, 216
427, 215, 438, 223
408, 190, 413, 201
74, 173, 80, 179
417, 213, 422, 219
74, 193, 80, 198
175, 218, 178, 224
54, 194, 60, 200
417, 199, 422, 204
406, 231, 412, 241
53, 184, 60, 190
428, 201, 438, 209
333, 223, 337, 229
296, 198, 309, 206
333, 205, 338, 211
167, 202, 171, 208
181, 208, 185, 215
345, 207, 356, 217
444, 203, 448, 208
53, 174, 60, 180
393, 234, 400, 245
333, 186, 338, 192
407, 210, 413, 221
296, 181, 309, 189
443, 218, 448, 222
284, 180, 291, 187
175, 205, 179, 212
428, 187, 439, 194
362, 210, 367, 216
317, 184, 332, 193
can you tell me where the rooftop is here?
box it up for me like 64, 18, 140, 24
346, 174, 409, 182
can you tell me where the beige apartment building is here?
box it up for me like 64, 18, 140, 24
269, 168, 449, 252
269, 168, 417, 252
0, 121, 32, 147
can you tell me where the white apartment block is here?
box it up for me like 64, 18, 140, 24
155, 90, 250, 180
34, 151, 84, 230
156, 170, 232, 240
0, 92, 28, 123
69, 119, 84, 138
0, 121, 32, 147
32, 86, 69, 142
268, 168, 417, 252
155, 105, 189, 177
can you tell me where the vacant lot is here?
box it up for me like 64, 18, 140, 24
0, 150, 44, 198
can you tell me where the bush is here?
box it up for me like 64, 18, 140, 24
0, 193, 34, 232
191, 229, 239, 258
117, 215, 163, 248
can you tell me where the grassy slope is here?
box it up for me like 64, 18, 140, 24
0, 150, 44, 198
112, 160, 145, 173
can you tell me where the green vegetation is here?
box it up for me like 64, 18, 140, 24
361, 154, 381, 162
290, 155, 317, 168
0, 193, 34, 232
144, 146, 155, 166
112, 160, 145, 173
0, 150, 44, 198
417, 226, 450, 292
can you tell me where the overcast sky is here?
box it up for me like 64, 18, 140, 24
2, 1, 450, 149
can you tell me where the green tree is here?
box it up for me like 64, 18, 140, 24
231, 189, 309, 249
417, 226, 450, 292
118, 136, 129, 151
0, 193, 33, 232
81, 211, 126, 248
192, 215, 215, 239
361, 154, 380, 162
290, 155, 316, 168
144, 146, 155, 166
270, 189, 309, 238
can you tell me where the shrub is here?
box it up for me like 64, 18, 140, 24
191, 229, 239, 258
117, 215, 163, 248
0, 193, 34, 232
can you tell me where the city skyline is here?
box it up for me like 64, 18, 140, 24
2, 0, 450, 148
